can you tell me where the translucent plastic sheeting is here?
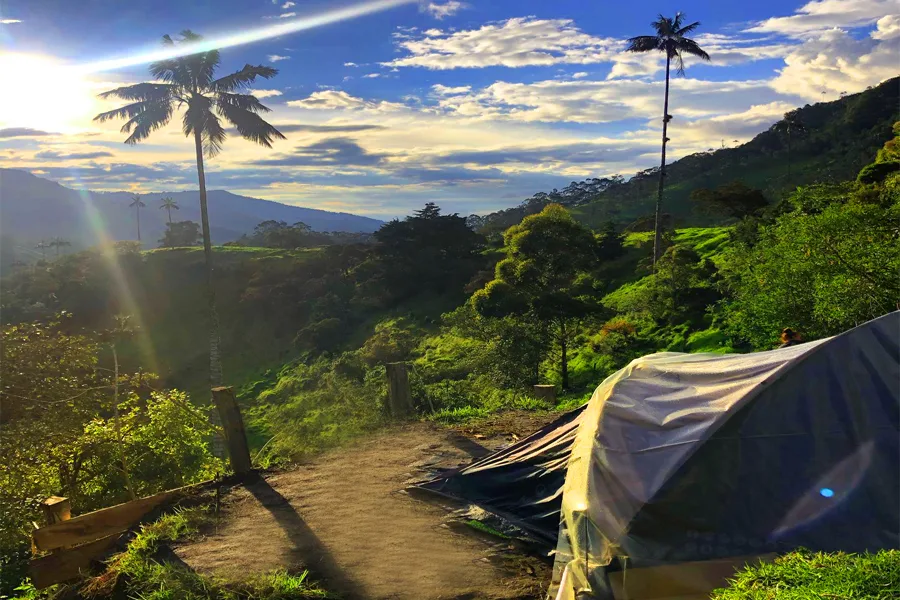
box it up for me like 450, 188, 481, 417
552, 312, 899, 599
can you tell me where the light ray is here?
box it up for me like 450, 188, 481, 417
77, 0, 416, 74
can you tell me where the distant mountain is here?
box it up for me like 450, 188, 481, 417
0, 169, 383, 258
473, 76, 900, 234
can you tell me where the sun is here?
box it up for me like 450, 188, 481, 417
0, 53, 101, 134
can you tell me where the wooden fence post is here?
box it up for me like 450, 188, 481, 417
533, 384, 557, 404
41, 496, 71, 525
386, 362, 413, 418
211, 386, 253, 476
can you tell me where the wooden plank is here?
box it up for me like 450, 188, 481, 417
32, 481, 207, 552
608, 554, 775, 600
30, 533, 120, 589
386, 362, 412, 418
212, 386, 252, 475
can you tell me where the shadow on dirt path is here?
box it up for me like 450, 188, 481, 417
175, 420, 553, 600
244, 476, 369, 599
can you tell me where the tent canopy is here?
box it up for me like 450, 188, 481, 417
415, 312, 900, 599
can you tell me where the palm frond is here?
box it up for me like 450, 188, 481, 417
676, 20, 701, 36
94, 100, 154, 123
215, 92, 271, 113
653, 15, 674, 36
183, 49, 220, 89
672, 12, 684, 32
626, 35, 661, 53
672, 50, 686, 76
202, 112, 227, 157
121, 101, 173, 145
211, 64, 278, 92
677, 38, 710, 61
215, 101, 286, 148
97, 83, 173, 102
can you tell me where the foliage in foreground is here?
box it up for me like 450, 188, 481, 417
711, 549, 900, 599
11, 507, 330, 600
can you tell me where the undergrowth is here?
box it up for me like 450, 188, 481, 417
13, 507, 332, 600
711, 549, 900, 599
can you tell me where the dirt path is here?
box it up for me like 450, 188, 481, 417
175, 417, 554, 600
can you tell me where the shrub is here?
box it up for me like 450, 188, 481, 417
857, 160, 900, 184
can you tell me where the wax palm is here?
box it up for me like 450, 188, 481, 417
160, 196, 179, 224
774, 110, 807, 182
95, 30, 285, 386
50, 237, 71, 257
129, 195, 147, 241
627, 13, 710, 267
35, 240, 50, 259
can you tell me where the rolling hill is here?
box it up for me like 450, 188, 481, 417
474, 76, 900, 234
0, 168, 383, 259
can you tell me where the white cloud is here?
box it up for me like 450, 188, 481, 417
287, 90, 406, 112
1, 18, 22, 24
249, 89, 283, 98
267, 54, 291, 62
422, 1, 466, 20
432, 77, 786, 124
363, 73, 381, 78
432, 84, 471, 95
747, 0, 896, 36
344, 62, 359, 67
384, 17, 620, 70
769, 21, 900, 100
278, 12, 296, 19
572, 72, 588, 79
282, 1, 295, 7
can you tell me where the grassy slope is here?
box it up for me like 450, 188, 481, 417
567, 77, 899, 229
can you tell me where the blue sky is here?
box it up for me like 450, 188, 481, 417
1, 0, 897, 218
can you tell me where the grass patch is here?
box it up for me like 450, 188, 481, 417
465, 519, 511, 539
711, 549, 900, 600
428, 405, 491, 424
31, 506, 333, 600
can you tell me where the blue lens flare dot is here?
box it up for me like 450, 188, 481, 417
820, 488, 835, 498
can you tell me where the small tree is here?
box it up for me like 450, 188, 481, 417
471, 204, 602, 389
49, 237, 72, 257
774, 110, 807, 182
691, 182, 769, 220
159, 221, 202, 248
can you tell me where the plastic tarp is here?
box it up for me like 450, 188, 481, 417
415, 313, 899, 600
555, 311, 900, 598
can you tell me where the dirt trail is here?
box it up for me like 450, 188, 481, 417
175, 418, 553, 600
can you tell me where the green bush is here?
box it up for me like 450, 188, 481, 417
711, 549, 900, 599
857, 160, 900, 184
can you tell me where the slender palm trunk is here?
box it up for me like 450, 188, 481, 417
55, 244, 60, 257
166, 207, 172, 224
194, 130, 224, 387
136, 206, 141, 242
653, 54, 672, 269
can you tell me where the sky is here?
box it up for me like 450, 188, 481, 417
0, 0, 897, 219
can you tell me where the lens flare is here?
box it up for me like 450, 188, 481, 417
72, 185, 159, 375
77, 0, 416, 74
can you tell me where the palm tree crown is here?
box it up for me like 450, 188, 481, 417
160, 196, 180, 224
626, 13, 710, 73
93, 30, 285, 157
129, 195, 147, 210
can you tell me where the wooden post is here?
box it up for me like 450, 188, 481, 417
533, 384, 557, 404
41, 496, 71, 525
211, 387, 253, 476
386, 362, 413, 418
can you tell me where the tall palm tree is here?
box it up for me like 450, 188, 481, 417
129, 195, 147, 242
774, 110, 807, 183
626, 13, 710, 267
95, 31, 285, 386
50, 237, 71, 257
160, 196, 179, 224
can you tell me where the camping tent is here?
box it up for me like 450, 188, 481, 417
415, 312, 900, 599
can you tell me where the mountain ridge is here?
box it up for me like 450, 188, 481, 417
0, 168, 383, 256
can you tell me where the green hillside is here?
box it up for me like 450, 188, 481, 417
474, 76, 899, 234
